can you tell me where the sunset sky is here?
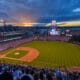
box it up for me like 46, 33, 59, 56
0, 0, 80, 26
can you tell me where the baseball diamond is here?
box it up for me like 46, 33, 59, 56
0, 40, 80, 68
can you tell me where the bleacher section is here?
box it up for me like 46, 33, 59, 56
0, 63, 80, 80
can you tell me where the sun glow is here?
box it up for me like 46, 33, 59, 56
19, 23, 34, 26
6, 18, 37, 27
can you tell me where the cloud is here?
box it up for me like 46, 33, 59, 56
72, 8, 80, 12
0, 0, 80, 25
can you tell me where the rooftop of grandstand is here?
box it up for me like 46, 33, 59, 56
1, 31, 25, 36
0, 25, 22, 32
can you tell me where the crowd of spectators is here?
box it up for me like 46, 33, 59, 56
36, 36, 70, 42
0, 35, 71, 52
0, 63, 80, 80
70, 35, 80, 43
0, 37, 34, 52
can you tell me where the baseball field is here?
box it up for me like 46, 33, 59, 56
0, 41, 80, 68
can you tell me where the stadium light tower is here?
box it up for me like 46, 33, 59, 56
51, 20, 57, 26
51, 20, 57, 29
50, 20, 60, 35
0, 19, 6, 26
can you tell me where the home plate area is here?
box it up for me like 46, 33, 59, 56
2, 47, 40, 62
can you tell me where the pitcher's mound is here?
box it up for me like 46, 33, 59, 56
15, 52, 20, 55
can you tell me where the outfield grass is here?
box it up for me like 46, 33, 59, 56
0, 41, 80, 68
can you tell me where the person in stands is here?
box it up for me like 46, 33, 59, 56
21, 75, 31, 80
0, 71, 13, 80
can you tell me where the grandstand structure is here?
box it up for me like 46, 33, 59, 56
0, 21, 80, 80
0, 23, 80, 51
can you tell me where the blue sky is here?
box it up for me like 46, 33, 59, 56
0, 0, 80, 23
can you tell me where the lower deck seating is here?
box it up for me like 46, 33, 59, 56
0, 63, 80, 80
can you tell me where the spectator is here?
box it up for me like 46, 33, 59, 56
0, 71, 13, 80
21, 75, 31, 80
